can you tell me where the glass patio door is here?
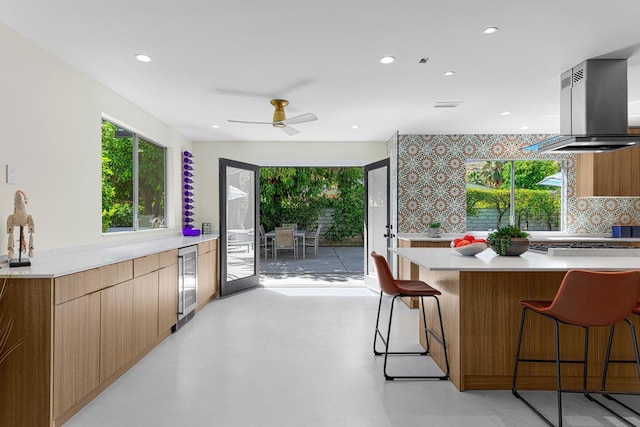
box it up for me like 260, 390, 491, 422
219, 158, 260, 297
364, 158, 392, 290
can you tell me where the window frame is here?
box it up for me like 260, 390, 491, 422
465, 159, 565, 233
101, 118, 167, 234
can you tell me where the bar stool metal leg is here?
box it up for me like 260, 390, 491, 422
373, 293, 448, 380
512, 308, 593, 427
595, 319, 640, 418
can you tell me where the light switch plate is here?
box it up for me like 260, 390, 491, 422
6, 165, 16, 184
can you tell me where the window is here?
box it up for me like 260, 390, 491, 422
101, 119, 166, 233
465, 160, 562, 232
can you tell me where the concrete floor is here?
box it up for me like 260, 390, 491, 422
260, 246, 365, 287
64, 287, 640, 426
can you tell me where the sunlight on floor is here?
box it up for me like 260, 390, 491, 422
267, 287, 376, 297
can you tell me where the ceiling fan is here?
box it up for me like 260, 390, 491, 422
227, 99, 317, 136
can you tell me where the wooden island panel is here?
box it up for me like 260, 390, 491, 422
416, 267, 640, 391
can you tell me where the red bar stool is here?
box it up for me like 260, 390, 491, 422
512, 269, 640, 427
370, 251, 449, 380
599, 302, 640, 417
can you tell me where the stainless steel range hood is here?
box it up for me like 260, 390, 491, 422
526, 59, 640, 153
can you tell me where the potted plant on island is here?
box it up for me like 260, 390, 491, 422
487, 225, 530, 256
427, 221, 442, 238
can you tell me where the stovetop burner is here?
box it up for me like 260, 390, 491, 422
529, 242, 633, 253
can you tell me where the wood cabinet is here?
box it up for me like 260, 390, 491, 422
100, 279, 135, 382
197, 239, 219, 311
0, 240, 216, 426
158, 250, 178, 334
133, 272, 159, 356
53, 292, 101, 419
397, 238, 450, 308
576, 128, 640, 196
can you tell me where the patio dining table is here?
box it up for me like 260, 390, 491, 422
265, 229, 306, 259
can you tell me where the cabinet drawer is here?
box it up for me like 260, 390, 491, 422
133, 254, 159, 278
99, 261, 133, 287
198, 241, 209, 254
55, 268, 102, 305
158, 249, 177, 269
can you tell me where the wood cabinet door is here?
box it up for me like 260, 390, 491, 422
133, 272, 159, 356
197, 248, 218, 310
577, 144, 640, 196
53, 292, 101, 419
100, 280, 135, 382
158, 263, 178, 334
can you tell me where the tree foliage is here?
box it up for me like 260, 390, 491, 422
502, 160, 561, 189
102, 121, 133, 231
259, 167, 364, 243
466, 187, 561, 230
101, 121, 165, 232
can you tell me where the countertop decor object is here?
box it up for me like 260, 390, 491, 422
487, 226, 530, 256
427, 222, 442, 238
450, 241, 487, 256
182, 151, 200, 236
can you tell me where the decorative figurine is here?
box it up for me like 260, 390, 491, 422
7, 190, 34, 264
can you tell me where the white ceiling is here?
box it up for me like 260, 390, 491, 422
2, 0, 640, 143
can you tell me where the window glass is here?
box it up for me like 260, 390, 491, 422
466, 160, 562, 232
138, 138, 166, 230
101, 120, 166, 233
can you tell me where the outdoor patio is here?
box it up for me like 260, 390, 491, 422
259, 246, 365, 286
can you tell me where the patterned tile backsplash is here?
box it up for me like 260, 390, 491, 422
395, 134, 640, 234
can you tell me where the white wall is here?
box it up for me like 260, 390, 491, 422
193, 140, 388, 232
0, 23, 192, 253
0, 22, 388, 253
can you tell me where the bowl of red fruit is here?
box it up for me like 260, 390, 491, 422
451, 234, 488, 256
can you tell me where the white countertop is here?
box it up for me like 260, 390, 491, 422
392, 247, 640, 272
0, 234, 219, 278
397, 233, 640, 243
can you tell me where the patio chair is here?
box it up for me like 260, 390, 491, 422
259, 224, 270, 259
273, 227, 297, 260
281, 223, 297, 230
303, 224, 322, 256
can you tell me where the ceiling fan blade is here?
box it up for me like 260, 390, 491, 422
282, 113, 318, 125
281, 125, 300, 136
227, 119, 274, 125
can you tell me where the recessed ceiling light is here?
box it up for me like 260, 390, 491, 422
443, 71, 455, 77
500, 111, 512, 116
135, 54, 152, 62
379, 56, 396, 64
211, 125, 220, 129
351, 125, 360, 129
483, 27, 499, 35
520, 126, 529, 130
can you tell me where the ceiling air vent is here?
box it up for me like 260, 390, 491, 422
434, 102, 463, 108
419, 58, 429, 64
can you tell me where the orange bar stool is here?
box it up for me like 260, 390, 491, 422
599, 302, 640, 417
512, 269, 640, 427
370, 251, 449, 381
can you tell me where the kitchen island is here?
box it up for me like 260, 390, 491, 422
393, 247, 640, 392
0, 234, 219, 427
